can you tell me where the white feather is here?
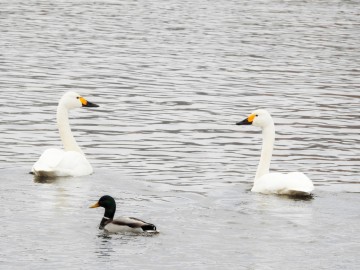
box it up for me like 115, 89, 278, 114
32, 149, 92, 177
251, 172, 314, 195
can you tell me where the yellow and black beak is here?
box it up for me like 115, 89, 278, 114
89, 202, 100, 208
79, 97, 99, 108
236, 113, 255, 126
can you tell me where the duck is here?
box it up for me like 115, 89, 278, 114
31, 91, 99, 178
236, 109, 314, 196
90, 195, 158, 234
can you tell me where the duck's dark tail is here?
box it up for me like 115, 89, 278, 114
141, 223, 158, 233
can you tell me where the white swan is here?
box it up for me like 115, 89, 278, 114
32, 91, 99, 178
236, 109, 314, 196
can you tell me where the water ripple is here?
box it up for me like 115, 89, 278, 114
0, 0, 359, 268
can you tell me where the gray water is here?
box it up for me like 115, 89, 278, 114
0, 0, 359, 269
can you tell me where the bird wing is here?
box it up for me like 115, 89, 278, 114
112, 217, 148, 228
32, 149, 92, 177
253, 172, 314, 195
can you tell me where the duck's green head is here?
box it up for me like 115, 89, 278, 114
90, 195, 116, 219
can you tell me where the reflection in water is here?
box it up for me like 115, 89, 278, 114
277, 194, 314, 201
96, 234, 114, 258
95, 231, 160, 259
33, 173, 78, 184
33, 174, 59, 184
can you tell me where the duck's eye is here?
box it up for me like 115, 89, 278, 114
76, 97, 80, 99
255, 114, 258, 117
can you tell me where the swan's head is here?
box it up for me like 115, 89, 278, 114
59, 91, 99, 110
236, 109, 273, 128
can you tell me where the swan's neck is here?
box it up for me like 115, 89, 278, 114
57, 105, 83, 154
255, 123, 275, 181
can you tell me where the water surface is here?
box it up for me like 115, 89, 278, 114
0, 0, 359, 269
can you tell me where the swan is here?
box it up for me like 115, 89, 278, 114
90, 195, 158, 234
31, 91, 99, 178
236, 109, 314, 196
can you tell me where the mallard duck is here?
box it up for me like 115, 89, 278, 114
236, 109, 314, 196
31, 91, 99, 178
90, 195, 158, 233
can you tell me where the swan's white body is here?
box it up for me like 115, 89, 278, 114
251, 172, 313, 195
32, 149, 93, 177
237, 109, 314, 196
32, 91, 98, 178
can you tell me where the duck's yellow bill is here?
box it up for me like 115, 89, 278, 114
90, 202, 100, 208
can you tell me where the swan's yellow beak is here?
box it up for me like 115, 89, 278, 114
80, 97, 99, 108
90, 202, 100, 208
236, 113, 255, 125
